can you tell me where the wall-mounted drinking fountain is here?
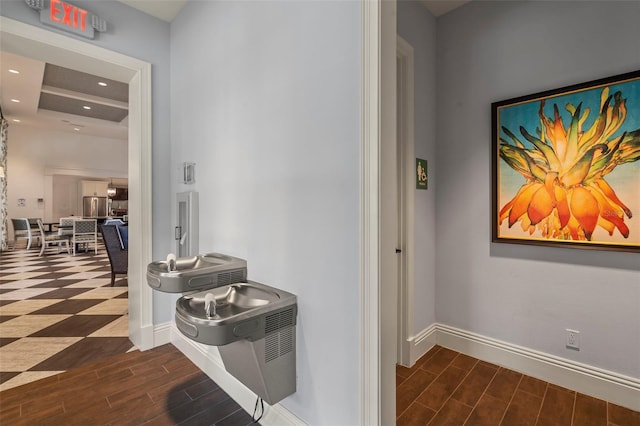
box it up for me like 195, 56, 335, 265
147, 253, 297, 405
147, 252, 247, 293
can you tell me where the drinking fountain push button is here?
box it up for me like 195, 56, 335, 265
176, 316, 198, 338
233, 319, 260, 338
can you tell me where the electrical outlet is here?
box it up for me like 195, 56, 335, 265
566, 329, 580, 350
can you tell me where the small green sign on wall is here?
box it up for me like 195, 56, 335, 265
416, 158, 428, 189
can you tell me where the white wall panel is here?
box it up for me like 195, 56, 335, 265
170, 1, 361, 424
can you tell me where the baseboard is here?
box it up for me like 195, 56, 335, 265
153, 321, 172, 346
169, 325, 306, 426
163, 321, 639, 417
131, 323, 156, 351
407, 323, 640, 411
407, 323, 437, 366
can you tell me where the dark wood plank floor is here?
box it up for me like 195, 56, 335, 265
397, 345, 640, 425
0, 343, 256, 425
3, 340, 639, 425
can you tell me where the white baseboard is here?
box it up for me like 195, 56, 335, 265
159, 321, 639, 418
169, 325, 306, 426
153, 321, 172, 346
407, 323, 640, 412
131, 324, 156, 350
407, 323, 437, 366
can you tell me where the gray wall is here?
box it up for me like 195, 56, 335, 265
397, 1, 438, 336
170, 1, 361, 424
0, 0, 175, 322
436, 1, 640, 378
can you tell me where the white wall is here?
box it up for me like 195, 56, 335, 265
436, 1, 640, 378
5, 125, 126, 232
397, 0, 438, 338
170, 1, 361, 424
51, 175, 81, 219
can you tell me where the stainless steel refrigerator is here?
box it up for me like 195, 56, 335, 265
83, 196, 108, 218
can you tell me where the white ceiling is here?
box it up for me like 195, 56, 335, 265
422, 0, 472, 17
116, 0, 189, 22
0, 51, 129, 140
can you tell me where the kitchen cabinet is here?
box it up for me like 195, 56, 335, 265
113, 187, 128, 200
80, 180, 108, 197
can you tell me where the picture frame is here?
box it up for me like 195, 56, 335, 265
491, 70, 640, 252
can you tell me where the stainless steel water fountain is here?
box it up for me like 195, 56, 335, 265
147, 253, 297, 405
146, 253, 247, 292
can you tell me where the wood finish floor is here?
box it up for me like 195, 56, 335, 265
4, 245, 638, 425
397, 345, 640, 425
0, 343, 255, 426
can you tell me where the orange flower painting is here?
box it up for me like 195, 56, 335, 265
492, 71, 640, 252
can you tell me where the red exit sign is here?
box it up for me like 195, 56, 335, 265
49, 0, 89, 32
25, 0, 107, 39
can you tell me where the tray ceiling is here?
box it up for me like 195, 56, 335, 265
0, 51, 129, 140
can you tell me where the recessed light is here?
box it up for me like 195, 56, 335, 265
98, 81, 107, 87
12, 119, 21, 123
8, 69, 20, 74
83, 105, 91, 110
10, 99, 20, 103
74, 128, 81, 131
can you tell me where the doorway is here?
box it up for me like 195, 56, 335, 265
0, 17, 153, 350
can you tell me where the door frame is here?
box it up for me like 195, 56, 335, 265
396, 36, 416, 367
361, 0, 397, 424
0, 17, 154, 350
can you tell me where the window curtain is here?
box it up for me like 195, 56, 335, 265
0, 116, 7, 251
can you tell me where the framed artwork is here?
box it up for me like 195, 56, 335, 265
492, 70, 640, 252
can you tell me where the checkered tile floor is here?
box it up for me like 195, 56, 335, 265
0, 242, 133, 391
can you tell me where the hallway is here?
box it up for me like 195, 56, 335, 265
397, 345, 640, 425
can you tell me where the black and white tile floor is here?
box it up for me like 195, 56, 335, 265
0, 242, 132, 391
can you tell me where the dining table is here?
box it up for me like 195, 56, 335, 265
41, 222, 60, 232
29, 221, 59, 233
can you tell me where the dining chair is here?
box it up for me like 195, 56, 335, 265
100, 224, 128, 286
37, 219, 71, 256
58, 217, 76, 238
10, 218, 39, 250
72, 219, 98, 255
28, 217, 44, 244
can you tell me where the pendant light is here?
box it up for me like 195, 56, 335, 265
107, 179, 116, 197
